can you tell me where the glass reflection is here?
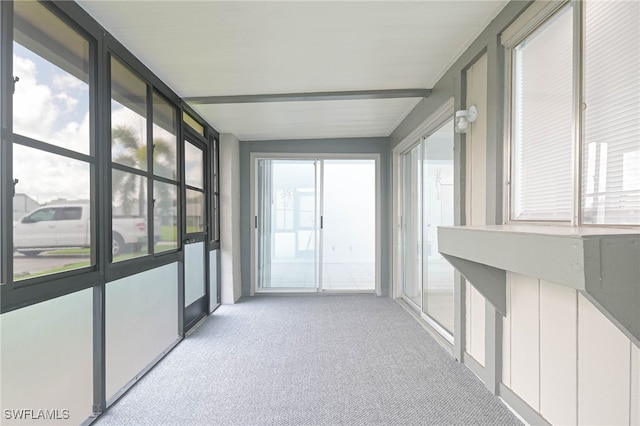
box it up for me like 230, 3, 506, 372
13, 1, 90, 155
185, 142, 204, 189
152, 92, 177, 180
186, 189, 205, 233
112, 169, 148, 261
111, 58, 147, 171
422, 120, 455, 335
154, 181, 178, 252
402, 145, 422, 307
13, 145, 91, 280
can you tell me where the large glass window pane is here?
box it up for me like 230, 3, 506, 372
511, 5, 573, 221
402, 145, 422, 307
185, 141, 203, 189
154, 181, 178, 252
111, 58, 147, 171
13, 145, 91, 280
322, 160, 375, 291
422, 120, 455, 335
186, 189, 205, 233
13, 1, 90, 155
112, 169, 148, 261
256, 160, 318, 290
152, 92, 177, 180
582, 1, 640, 225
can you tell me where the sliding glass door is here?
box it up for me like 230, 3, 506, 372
255, 157, 376, 292
322, 160, 376, 291
421, 121, 455, 335
400, 118, 455, 338
256, 159, 319, 289
402, 146, 422, 307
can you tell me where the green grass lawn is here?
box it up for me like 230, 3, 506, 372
16, 232, 182, 280
48, 248, 91, 255
15, 260, 92, 281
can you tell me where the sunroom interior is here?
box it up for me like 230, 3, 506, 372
0, 1, 639, 425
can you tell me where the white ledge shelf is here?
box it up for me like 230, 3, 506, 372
438, 225, 640, 345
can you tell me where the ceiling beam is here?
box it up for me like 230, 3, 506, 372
184, 88, 431, 105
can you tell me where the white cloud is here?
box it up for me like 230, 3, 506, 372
12, 53, 90, 205
54, 92, 79, 112
13, 54, 90, 155
13, 144, 90, 205
12, 51, 165, 208
52, 73, 84, 91
12, 55, 58, 143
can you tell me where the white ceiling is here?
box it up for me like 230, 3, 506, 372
77, 1, 508, 141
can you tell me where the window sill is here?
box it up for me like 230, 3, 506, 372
437, 224, 640, 345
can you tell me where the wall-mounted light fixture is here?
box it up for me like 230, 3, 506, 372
454, 105, 478, 134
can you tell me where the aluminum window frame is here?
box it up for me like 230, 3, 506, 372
504, 0, 639, 228
0, 0, 205, 313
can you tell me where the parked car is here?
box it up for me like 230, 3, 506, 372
13, 203, 148, 257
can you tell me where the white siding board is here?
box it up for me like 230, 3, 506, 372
468, 285, 486, 366
509, 272, 540, 410
578, 294, 630, 426
502, 275, 512, 387
539, 280, 577, 426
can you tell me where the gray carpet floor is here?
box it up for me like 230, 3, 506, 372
95, 295, 523, 426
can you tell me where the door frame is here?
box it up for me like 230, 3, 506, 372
182, 130, 210, 332
392, 98, 454, 301
250, 152, 381, 296
392, 98, 456, 344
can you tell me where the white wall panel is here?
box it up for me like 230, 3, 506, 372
106, 263, 179, 401
221, 133, 242, 303
0, 289, 93, 425
509, 272, 540, 410
502, 276, 512, 387
539, 280, 577, 426
578, 293, 630, 425
466, 284, 486, 366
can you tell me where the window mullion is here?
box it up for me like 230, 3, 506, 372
146, 84, 154, 254
0, 0, 14, 287
571, 0, 583, 226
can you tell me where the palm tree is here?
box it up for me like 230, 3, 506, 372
112, 125, 174, 219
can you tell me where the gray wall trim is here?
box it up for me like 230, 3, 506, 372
463, 351, 485, 381
185, 89, 431, 105
453, 70, 467, 363
482, 30, 506, 400
499, 384, 552, 426
582, 235, 640, 347
389, 0, 532, 149
485, 301, 503, 395
485, 35, 506, 226
240, 138, 390, 297
438, 225, 640, 344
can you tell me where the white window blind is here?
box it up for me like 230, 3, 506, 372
582, 0, 640, 225
511, 5, 574, 221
